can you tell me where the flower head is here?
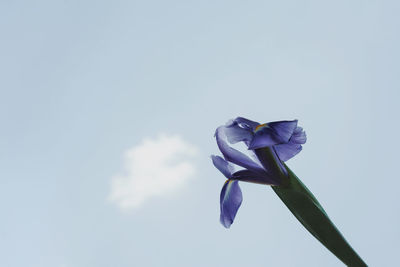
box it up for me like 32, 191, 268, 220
211, 117, 306, 228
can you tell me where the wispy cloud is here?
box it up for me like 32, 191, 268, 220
108, 134, 198, 211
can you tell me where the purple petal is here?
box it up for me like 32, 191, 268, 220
233, 117, 260, 131
275, 127, 306, 161
232, 170, 280, 185
268, 120, 298, 143
248, 126, 280, 149
224, 123, 253, 144
248, 120, 298, 150
215, 126, 265, 173
220, 180, 243, 228
291, 127, 307, 144
274, 143, 303, 162
211, 155, 234, 179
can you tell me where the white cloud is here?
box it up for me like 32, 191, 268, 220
108, 134, 198, 211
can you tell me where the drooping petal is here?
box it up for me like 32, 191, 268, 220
232, 170, 281, 185
211, 155, 234, 179
224, 123, 253, 144
275, 127, 307, 161
248, 120, 298, 150
215, 126, 265, 173
220, 180, 243, 228
274, 143, 302, 162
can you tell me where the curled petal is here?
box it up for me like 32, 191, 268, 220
220, 180, 243, 228
268, 120, 298, 143
274, 144, 302, 162
224, 123, 253, 144
232, 170, 281, 185
233, 117, 260, 131
215, 126, 265, 173
248, 120, 298, 150
291, 127, 307, 144
275, 127, 307, 161
248, 127, 280, 149
211, 155, 234, 179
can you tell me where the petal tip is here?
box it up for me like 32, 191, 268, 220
220, 217, 232, 228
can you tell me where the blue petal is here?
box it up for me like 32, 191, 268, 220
248, 120, 298, 150
291, 126, 307, 144
232, 170, 280, 185
275, 127, 307, 161
268, 120, 298, 143
220, 180, 243, 228
215, 126, 265, 173
224, 123, 253, 144
233, 117, 260, 131
248, 126, 280, 149
211, 155, 234, 179
274, 143, 302, 162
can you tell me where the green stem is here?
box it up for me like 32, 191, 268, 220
272, 165, 367, 266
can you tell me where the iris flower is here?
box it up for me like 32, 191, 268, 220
212, 117, 305, 227
211, 117, 366, 266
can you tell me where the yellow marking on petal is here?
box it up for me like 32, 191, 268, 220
223, 180, 234, 202
255, 123, 268, 132
225, 180, 235, 189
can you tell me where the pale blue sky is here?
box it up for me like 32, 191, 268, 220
1, 1, 399, 266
